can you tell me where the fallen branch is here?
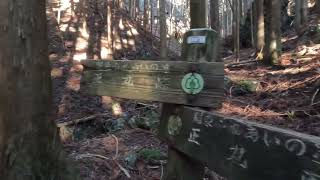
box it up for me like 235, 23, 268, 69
115, 161, 131, 178
111, 134, 119, 160
226, 59, 259, 68
287, 75, 320, 91
57, 113, 110, 128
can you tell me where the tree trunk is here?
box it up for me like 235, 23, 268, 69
160, 0, 167, 58
130, 0, 136, 17
233, 0, 240, 62
251, 1, 256, 47
254, 0, 265, 55
295, 0, 308, 34
135, 0, 140, 20
264, 0, 281, 65
0, 0, 78, 179
190, 0, 208, 28
295, 0, 302, 32
143, 0, 150, 31
210, 0, 220, 32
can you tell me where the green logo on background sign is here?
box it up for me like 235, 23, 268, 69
167, 115, 182, 136
181, 73, 204, 94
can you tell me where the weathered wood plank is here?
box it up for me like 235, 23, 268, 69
81, 60, 224, 108
81, 60, 224, 74
159, 106, 320, 180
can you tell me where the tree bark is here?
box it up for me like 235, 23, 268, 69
0, 0, 78, 179
160, 0, 167, 58
264, 0, 281, 65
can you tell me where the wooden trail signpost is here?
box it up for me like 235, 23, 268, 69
81, 60, 224, 108
80, 1, 320, 179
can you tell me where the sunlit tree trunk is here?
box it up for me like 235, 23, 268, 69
254, 0, 264, 56
264, 0, 281, 65
160, 0, 167, 58
130, 0, 135, 17
0, 0, 78, 179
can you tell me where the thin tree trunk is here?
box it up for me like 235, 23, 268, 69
295, 0, 302, 32
264, 0, 281, 65
210, 0, 220, 32
301, 0, 308, 25
254, 0, 264, 55
251, 1, 256, 47
130, 0, 136, 17
0, 0, 78, 179
135, 0, 140, 20
233, 0, 240, 62
295, 0, 308, 34
144, 0, 150, 31
160, 0, 167, 58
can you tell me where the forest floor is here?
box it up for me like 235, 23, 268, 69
47, 1, 319, 180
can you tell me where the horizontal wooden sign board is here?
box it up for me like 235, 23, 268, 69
81, 60, 224, 108
159, 106, 320, 180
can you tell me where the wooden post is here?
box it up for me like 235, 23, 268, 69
160, 105, 205, 180
190, 0, 208, 28
161, 2, 210, 179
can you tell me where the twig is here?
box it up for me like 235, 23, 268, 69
75, 152, 131, 178
111, 134, 119, 160
76, 153, 110, 161
229, 86, 234, 98
226, 59, 259, 68
115, 161, 131, 178
311, 89, 320, 105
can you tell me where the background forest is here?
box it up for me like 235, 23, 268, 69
1, 0, 318, 179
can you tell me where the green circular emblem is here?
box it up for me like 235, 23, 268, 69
167, 115, 182, 136
181, 73, 204, 95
